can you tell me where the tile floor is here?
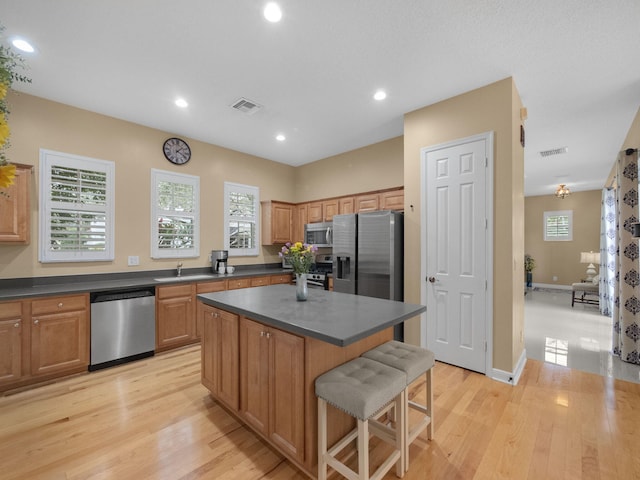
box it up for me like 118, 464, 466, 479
524, 287, 640, 384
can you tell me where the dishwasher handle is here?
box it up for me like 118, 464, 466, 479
91, 286, 155, 303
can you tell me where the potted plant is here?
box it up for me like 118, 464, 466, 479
524, 254, 536, 288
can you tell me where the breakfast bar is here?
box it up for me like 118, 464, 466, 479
197, 284, 426, 478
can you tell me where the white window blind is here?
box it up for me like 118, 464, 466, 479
39, 149, 115, 262
151, 169, 200, 258
224, 182, 260, 256
544, 210, 573, 241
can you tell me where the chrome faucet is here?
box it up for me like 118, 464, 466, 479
177, 262, 183, 277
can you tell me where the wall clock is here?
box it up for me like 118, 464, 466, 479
163, 137, 191, 165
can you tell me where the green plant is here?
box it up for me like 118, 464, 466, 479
524, 254, 536, 272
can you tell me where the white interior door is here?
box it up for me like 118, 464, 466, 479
421, 133, 492, 374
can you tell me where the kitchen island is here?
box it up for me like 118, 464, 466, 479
197, 284, 426, 478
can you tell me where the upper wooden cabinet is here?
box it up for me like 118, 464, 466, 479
380, 189, 404, 211
0, 164, 32, 243
323, 199, 339, 221
294, 203, 308, 243
355, 193, 380, 213
338, 196, 355, 215
307, 202, 323, 223
262, 201, 294, 245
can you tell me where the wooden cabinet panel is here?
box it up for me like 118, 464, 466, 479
240, 317, 270, 434
250, 276, 270, 287
201, 304, 239, 410
31, 308, 88, 376
227, 278, 251, 290
323, 199, 339, 222
294, 203, 308, 243
270, 273, 292, 285
338, 196, 355, 215
307, 202, 323, 224
380, 189, 404, 211
0, 164, 31, 243
262, 201, 293, 245
0, 317, 22, 385
32, 294, 87, 315
196, 280, 226, 294
270, 327, 305, 460
156, 283, 193, 300
156, 285, 196, 349
355, 193, 379, 212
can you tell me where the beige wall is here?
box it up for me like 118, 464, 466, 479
403, 78, 525, 373
293, 136, 403, 202
605, 107, 640, 187
1, 92, 296, 279
525, 190, 602, 286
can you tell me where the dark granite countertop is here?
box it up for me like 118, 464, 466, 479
0, 265, 292, 301
197, 284, 426, 347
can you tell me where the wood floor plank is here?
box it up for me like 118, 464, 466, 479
1, 345, 640, 479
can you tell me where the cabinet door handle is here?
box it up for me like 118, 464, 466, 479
265, 332, 271, 339
14, 322, 19, 328
58, 302, 63, 308
33, 319, 39, 325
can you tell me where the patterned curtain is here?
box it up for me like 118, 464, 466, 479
600, 187, 616, 316
613, 150, 640, 365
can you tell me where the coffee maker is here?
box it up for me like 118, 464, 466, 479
211, 250, 228, 274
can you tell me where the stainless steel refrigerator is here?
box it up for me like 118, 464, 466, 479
332, 210, 404, 338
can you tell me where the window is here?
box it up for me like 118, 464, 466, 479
224, 182, 260, 256
151, 169, 200, 258
39, 149, 115, 263
544, 210, 572, 241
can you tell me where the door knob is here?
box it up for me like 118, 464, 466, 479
428, 276, 436, 283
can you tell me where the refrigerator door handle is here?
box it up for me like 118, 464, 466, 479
336, 255, 350, 279
326, 226, 332, 246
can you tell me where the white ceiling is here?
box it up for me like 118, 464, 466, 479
2, 0, 640, 196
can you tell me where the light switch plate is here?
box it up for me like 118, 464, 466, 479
128, 255, 140, 266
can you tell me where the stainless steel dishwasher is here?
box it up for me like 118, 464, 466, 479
89, 286, 156, 371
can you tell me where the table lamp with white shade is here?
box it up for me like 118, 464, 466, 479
580, 251, 600, 281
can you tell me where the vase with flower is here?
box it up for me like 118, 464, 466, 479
279, 241, 318, 301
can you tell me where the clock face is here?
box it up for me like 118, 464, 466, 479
163, 137, 191, 165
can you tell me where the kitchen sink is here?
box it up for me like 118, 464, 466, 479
154, 274, 217, 282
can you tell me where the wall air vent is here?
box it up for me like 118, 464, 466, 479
230, 97, 262, 115
540, 146, 569, 158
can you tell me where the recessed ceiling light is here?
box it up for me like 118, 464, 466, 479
175, 98, 188, 108
373, 90, 387, 101
264, 2, 282, 22
11, 38, 34, 53
276, 134, 286, 142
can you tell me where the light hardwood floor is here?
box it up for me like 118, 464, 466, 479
1, 345, 639, 479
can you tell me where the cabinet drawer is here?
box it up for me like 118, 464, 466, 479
31, 294, 88, 315
157, 284, 194, 299
0, 301, 22, 320
270, 274, 292, 285
250, 276, 270, 287
197, 280, 227, 294
227, 278, 251, 290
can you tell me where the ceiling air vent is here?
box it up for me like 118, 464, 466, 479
540, 146, 568, 158
230, 97, 262, 115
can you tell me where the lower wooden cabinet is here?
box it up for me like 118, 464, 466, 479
270, 273, 293, 285
200, 303, 239, 410
0, 294, 89, 392
240, 317, 305, 462
156, 284, 196, 351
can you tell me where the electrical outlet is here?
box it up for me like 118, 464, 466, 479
207, 253, 212, 262
128, 255, 140, 266
552, 275, 558, 282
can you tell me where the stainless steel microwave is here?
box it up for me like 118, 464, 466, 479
304, 222, 332, 247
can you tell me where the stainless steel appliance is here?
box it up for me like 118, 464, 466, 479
333, 211, 404, 338
212, 249, 228, 273
305, 222, 333, 247
292, 254, 333, 289
89, 286, 156, 371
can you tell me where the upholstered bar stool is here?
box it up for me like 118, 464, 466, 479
315, 357, 407, 480
362, 341, 435, 472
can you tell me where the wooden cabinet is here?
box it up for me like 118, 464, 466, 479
195, 280, 226, 338
0, 163, 32, 243
250, 276, 270, 287
323, 199, 339, 221
240, 317, 305, 462
262, 201, 294, 245
0, 302, 24, 386
308, 202, 323, 223
338, 196, 355, 215
270, 273, 292, 285
380, 189, 404, 211
30, 294, 89, 377
355, 193, 380, 212
294, 203, 308, 243
156, 284, 196, 351
200, 303, 239, 410
227, 277, 251, 290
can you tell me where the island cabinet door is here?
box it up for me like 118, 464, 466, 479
240, 317, 270, 435
269, 328, 305, 462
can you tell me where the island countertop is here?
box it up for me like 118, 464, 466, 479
197, 284, 426, 347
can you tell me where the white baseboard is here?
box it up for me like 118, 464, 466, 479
490, 349, 527, 386
528, 282, 572, 291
